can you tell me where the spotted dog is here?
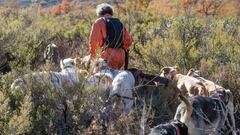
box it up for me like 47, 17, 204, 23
174, 89, 235, 135
149, 94, 192, 135
187, 68, 236, 134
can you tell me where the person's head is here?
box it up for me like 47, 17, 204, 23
96, 3, 113, 17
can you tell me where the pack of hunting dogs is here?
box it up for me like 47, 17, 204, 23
10, 54, 237, 135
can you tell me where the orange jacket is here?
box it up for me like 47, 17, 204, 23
89, 14, 132, 69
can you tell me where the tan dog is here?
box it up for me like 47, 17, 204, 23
160, 66, 180, 80
175, 73, 209, 97
187, 68, 222, 95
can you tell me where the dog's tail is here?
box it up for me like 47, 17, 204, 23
179, 94, 192, 124
11, 78, 24, 89
10, 78, 28, 95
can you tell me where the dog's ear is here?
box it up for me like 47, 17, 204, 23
187, 68, 195, 76
161, 67, 170, 74
174, 66, 181, 72
189, 68, 195, 72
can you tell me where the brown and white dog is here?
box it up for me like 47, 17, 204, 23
160, 66, 180, 80
174, 89, 235, 135
149, 94, 192, 135
187, 68, 222, 95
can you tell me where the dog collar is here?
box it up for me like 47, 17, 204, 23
171, 122, 180, 135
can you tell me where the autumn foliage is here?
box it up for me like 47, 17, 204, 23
45, 0, 71, 16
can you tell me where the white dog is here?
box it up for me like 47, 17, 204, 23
11, 58, 82, 95
86, 58, 135, 116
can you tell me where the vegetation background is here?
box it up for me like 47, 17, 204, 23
0, 0, 240, 134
